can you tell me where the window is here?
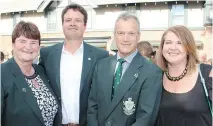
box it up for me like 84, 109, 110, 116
125, 5, 136, 13
95, 6, 122, 29
140, 4, 169, 29
171, 4, 185, 26
140, 10, 168, 28
204, 1, 213, 25
0, 14, 13, 34
187, 8, 203, 27
13, 13, 21, 28
47, 10, 57, 31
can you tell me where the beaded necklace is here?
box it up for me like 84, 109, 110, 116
165, 65, 188, 81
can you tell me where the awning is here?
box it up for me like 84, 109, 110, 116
0, 0, 44, 13
92, 0, 205, 6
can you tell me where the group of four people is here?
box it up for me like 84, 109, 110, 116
1, 2, 212, 126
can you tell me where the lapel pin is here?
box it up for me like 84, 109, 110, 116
22, 88, 26, 92
134, 73, 138, 78
88, 57, 91, 60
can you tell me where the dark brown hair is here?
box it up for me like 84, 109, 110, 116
61, 2, 88, 25
12, 21, 41, 45
0, 51, 4, 61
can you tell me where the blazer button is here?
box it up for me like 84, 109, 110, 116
107, 120, 112, 126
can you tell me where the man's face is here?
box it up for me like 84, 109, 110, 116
114, 18, 140, 58
62, 9, 86, 40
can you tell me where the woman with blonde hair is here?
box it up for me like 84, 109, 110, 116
155, 25, 212, 126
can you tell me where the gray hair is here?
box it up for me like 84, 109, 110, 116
114, 12, 140, 32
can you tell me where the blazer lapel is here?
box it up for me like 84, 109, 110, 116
10, 58, 44, 124
104, 56, 117, 109
35, 64, 60, 106
106, 53, 144, 119
80, 42, 93, 93
53, 43, 63, 92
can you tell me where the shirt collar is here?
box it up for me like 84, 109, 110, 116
117, 49, 138, 64
62, 41, 84, 54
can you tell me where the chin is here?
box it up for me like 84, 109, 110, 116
21, 57, 34, 63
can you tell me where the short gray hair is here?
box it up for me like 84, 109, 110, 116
114, 12, 140, 32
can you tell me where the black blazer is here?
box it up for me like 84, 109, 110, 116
88, 53, 163, 126
1, 58, 61, 126
39, 42, 109, 126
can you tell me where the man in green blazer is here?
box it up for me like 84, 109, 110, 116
87, 12, 163, 126
39, 3, 108, 126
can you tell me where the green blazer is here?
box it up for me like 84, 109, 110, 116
39, 42, 109, 126
88, 53, 163, 126
1, 58, 60, 126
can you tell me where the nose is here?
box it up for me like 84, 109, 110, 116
170, 43, 177, 50
124, 34, 128, 42
25, 42, 32, 50
70, 20, 76, 26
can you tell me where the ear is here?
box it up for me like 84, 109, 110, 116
84, 23, 87, 30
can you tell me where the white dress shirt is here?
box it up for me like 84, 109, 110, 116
60, 43, 83, 124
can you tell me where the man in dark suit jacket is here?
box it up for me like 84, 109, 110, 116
88, 12, 162, 126
39, 3, 108, 126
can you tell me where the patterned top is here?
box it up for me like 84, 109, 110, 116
25, 72, 58, 126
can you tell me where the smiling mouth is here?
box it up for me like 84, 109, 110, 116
168, 53, 178, 55
68, 28, 77, 30
22, 51, 33, 54
121, 43, 131, 46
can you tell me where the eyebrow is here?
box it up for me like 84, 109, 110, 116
65, 17, 82, 20
17, 39, 26, 41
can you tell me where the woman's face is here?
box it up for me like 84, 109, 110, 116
13, 35, 40, 63
162, 31, 187, 66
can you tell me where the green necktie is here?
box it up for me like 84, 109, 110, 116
112, 58, 125, 99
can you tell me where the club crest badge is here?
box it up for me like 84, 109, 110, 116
123, 97, 135, 115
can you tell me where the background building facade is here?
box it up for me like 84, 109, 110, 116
0, 0, 212, 60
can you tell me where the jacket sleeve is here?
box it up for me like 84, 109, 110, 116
38, 47, 46, 69
131, 68, 163, 126
87, 63, 99, 126
1, 70, 6, 125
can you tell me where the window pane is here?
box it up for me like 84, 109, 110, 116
95, 6, 122, 29
188, 9, 203, 27
172, 16, 184, 25
47, 11, 57, 31
172, 4, 184, 16
140, 10, 169, 28
171, 4, 184, 26
125, 6, 136, 13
